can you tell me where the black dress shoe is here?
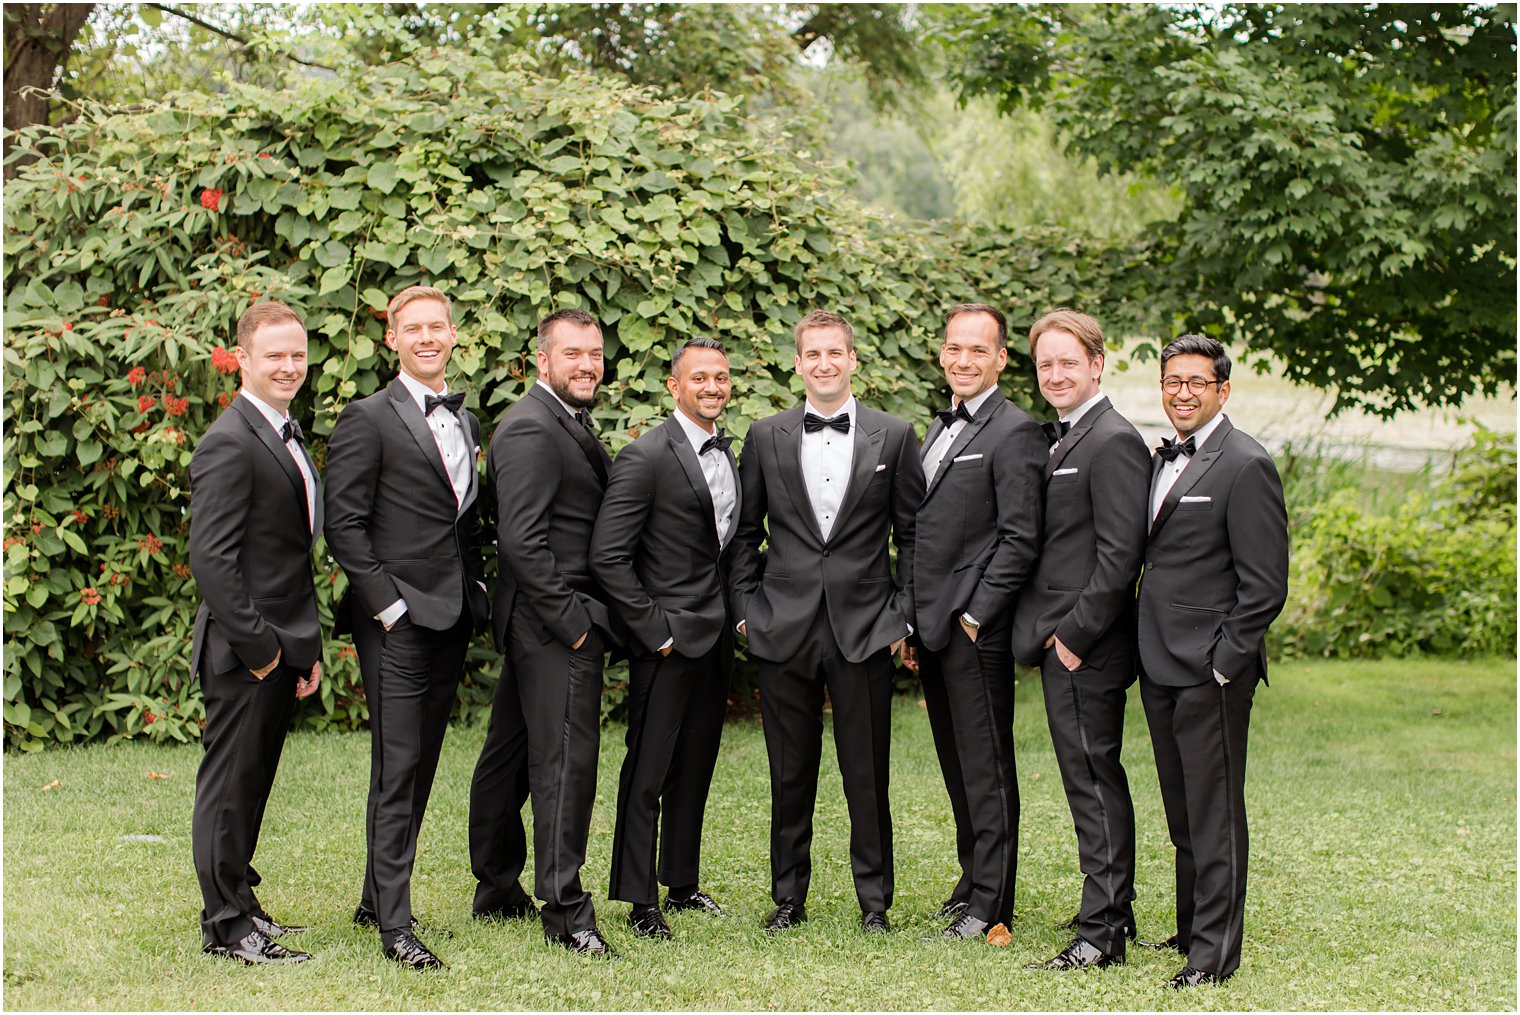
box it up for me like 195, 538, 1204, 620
764, 903, 807, 934
383, 931, 446, 970
552, 928, 617, 957
860, 910, 890, 933
251, 913, 306, 939
474, 898, 539, 922
1168, 965, 1227, 988
353, 904, 420, 930
1137, 933, 1186, 953
664, 889, 726, 917
1027, 936, 1122, 970
204, 928, 311, 965
934, 898, 970, 920
937, 912, 988, 940
629, 906, 673, 940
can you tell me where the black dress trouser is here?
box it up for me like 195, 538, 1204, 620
192, 659, 297, 947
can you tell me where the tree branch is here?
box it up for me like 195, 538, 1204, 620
148, 3, 336, 71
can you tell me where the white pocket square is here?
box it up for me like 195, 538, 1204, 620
1053, 467, 1079, 476
952, 453, 983, 463
874, 463, 887, 472
1180, 495, 1212, 503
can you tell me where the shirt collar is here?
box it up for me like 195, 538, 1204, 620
535, 378, 581, 418
238, 389, 290, 431
953, 384, 999, 419
803, 394, 856, 424
1172, 411, 1227, 457
673, 407, 718, 446
1060, 390, 1108, 427
397, 371, 448, 412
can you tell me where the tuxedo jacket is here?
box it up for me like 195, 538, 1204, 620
729, 402, 924, 665
1136, 415, 1289, 687
911, 388, 1046, 652
323, 377, 488, 635
1011, 396, 1150, 665
490, 384, 622, 652
188, 395, 322, 677
590, 415, 740, 657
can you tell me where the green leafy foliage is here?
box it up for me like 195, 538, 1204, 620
940, 3, 1518, 415
3, 48, 1151, 749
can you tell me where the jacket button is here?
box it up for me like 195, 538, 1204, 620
823, 550, 832, 558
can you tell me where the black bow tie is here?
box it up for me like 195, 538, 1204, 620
935, 404, 974, 428
573, 408, 596, 432
803, 412, 851, 435
280, 419, 303, 444
424, 391, 465, 417
1156, 435, 1197, 462
1041, 420, 1072, 447
700, 432, 733, 455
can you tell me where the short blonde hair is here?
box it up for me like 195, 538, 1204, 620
1029, 308, 1105, 361
386, 285, 453, 326
235, 300, 304, 350
794, 309, 855, 351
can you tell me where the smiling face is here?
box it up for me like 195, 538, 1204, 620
1161, 353, 1230, 436
668, 347, 731, 430
236, 319, 308, 414
537, 320, 604, 409
1034, 327, 1103, 415
794, 324, 857, 412
386, 297, 456, 393
940, 311, 1007, 402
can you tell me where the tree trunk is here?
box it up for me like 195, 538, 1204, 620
3, 3, 95, 181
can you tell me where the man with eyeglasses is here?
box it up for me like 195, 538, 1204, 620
1136, 334, 1289, 989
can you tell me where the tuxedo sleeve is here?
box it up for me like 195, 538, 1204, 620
728, 429, 767, 623
188, 429, 281, 669
1214, 453, 1290, 679
1053, 427, 1150, 657
888, 420, 924, 622
322, 402, 403, 618
590, 440, 668, 654
966, 413, 1045, 624
495, 413, 592, 645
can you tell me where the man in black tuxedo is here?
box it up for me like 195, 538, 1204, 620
189, 300, 323, 965
730, 309, 924, 935
901, 303, 1044, 940
591, 337, 739, 940
324, 285, 489, 970
468, 308, 620, 957
1011, 309, 1150, 970
1137, 334, 1288, 988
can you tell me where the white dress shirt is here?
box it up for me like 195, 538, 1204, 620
238, 389, 316, 533
673, 408, 738, 548
923, 384, 998, 483
1149, 411, 1230, 684
799, 396, 856, 540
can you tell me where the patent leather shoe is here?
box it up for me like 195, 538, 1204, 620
629, 906, 673, 940
251, 912, 306, 939
474, 898, 539, 922
764, 902, 807, 934
1027, 936, 1121, 970
204, 928, 310, 965
383, 930, 445, 970
1168, 965, 1227, 988
553, 927, 617, 957
1137, 933, 1186, 953
937, 912, 988, 940
860, 910, 890, 933
934, 898, 970, 920
664, 889, 726, 917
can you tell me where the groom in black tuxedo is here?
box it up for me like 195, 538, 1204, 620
468, 308, 622, 957
1137, 334, 1288, 989
903, 303, 1045, 940
189, 300, 323, 965
730, 309, 924, 935
1012, 309, 1150, 971
592, 337, 740, 940
324, 285, 489, 970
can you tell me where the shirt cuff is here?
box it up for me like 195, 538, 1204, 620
658, 636, 674, 652
736, 619, 746, 633
377, 599, 408, 628
1213, 668, 1230, 686
960, 612, 980, 628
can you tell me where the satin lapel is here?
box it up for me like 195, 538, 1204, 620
232, 396, 310, 531
832, 412, 888, 532
387, 380, 453, 492
1150, 416, 1234, 537
665, 417, 720, 550
453, 405, 479, 514
776, 407, 824, 544
1044, 397, 1112, 478
300, 444, 324, 543
924, 390, 1004, 500
722, 444, 741, 548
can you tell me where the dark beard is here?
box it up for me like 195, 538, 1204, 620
549, 374, 597, 409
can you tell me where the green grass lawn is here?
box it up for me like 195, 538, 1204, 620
4, 658, 1515, 1011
